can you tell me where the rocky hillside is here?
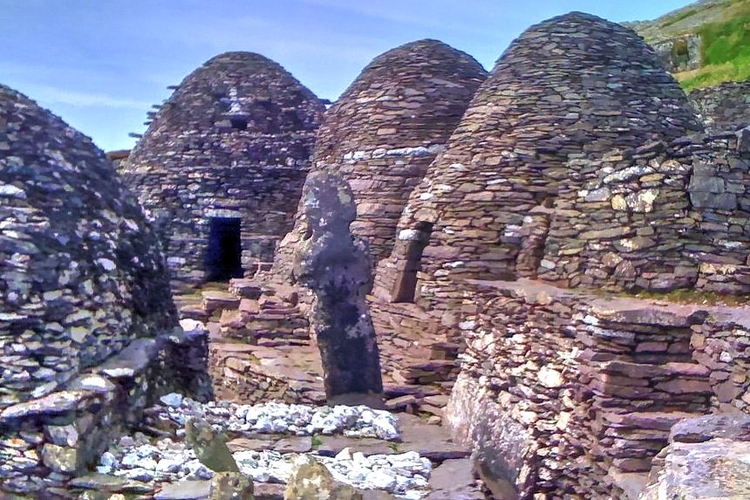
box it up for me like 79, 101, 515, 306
624, 0, 750, 90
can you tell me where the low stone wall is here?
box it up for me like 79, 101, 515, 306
208, 343, 323, 405
0, 329, 209, 498
690, 81, 750, 131
446, 278, 750, 499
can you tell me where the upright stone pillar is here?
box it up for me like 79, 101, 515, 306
293, 171, 384, 407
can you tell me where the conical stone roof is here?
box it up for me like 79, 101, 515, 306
273, 39, 487, 278
375, 12, 703, 304
0, 84, 175, 408
123, 52, 326, 284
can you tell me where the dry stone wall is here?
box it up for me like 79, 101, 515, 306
122, 52, 325, 286
272, 40, 486, 280
538, 129, 750, 294
446, 278, 750, 499
374, 12, 707, 312
689, 81, 750, 131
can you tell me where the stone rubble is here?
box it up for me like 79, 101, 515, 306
122, 52, 326, 286
95, 395, 430, 499
152, 395, 400, 441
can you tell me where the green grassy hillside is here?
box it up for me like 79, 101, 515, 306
628, 0, 750, 90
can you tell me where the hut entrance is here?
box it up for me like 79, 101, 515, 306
205, 217, 243, 281
391, 222, 433, 303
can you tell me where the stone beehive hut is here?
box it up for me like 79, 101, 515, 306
273, 40, 487, 277
0, 84, 176, 407
0, 85, 199, 494
123, 52, 325, 285
374, 12, 703, 306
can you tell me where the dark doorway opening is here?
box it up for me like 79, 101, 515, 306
230, 117, 248, 130
205, 217, 243, 282
391, 222, 433, 303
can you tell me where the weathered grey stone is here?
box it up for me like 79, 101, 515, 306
209, 471, 254, 500
293, 171, 383, 406
185, 418, 240, 473
155, 480, 211, 500
284, 455, 363, 500
41, 443, 80, 474
690, 82, 750, 132
642, 414, 750, 500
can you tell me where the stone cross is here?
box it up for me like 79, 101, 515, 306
292, 171, 384, 407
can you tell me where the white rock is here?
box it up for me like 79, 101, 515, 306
335, 447, 352, 461
160, 393, 184, 408
364, 469, 398, 490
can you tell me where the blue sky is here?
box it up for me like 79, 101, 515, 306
1, 0, 692, 152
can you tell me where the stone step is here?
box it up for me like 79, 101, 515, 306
179, 304, 211, 321
227, 278, 266, 299
201, 291, 241, 314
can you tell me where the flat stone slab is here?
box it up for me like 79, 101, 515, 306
154, 480, 210, 500
0, 390, 91, 421
202, 291, 242, 314
424, 458, 484, 500
227, 436, 277, 453
68, 473, 152, 493
274, 436, 312, 453
399, 414, 472, 460
255, 482, 286, 499
315, 436, 399, 457
98, 338, 159, 379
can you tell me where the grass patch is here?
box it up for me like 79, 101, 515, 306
678, 56, 750, 91
311, 435, 323, 449
661, 7, 700, 29
678, 0, 750, 90
633, 288, 750, 307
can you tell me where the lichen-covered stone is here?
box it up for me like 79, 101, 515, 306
292, 171, 383, 405
185, 418, 240, 473
641, 414, 750, 499
122, 52, 326, 285
209, 471, 254, 500
284, 455, 363, 500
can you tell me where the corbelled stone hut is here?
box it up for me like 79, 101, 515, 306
273, 40, 487, 278
374, 12, 703, 305
123, 52, 326, 286
0, 84, 195, 494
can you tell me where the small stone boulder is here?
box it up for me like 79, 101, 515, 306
210, 471, 254, 500
641, 414, 750, 499
185, 418, 240, 472
284, 455, 362, 500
